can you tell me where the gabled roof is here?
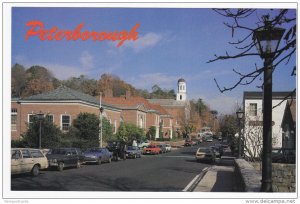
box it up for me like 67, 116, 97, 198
281, 99, 296, 128
147, 99, 187, 107
19, 86, 120, 111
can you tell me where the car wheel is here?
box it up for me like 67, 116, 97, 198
31, 164, 40, 176
76, 160, 81, 168
58, 162, 64, 171
97, 158, 102, 165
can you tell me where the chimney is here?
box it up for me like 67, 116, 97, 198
125, 90, 131, 99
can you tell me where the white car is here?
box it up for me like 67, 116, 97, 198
11, 148, 49, 176
138, 141, 150, 149
165, 144, 172, 152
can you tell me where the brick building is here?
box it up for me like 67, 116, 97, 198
102, 94, 173, 139
11, 86, 121, 140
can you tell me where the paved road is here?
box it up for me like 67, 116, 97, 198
11, 141, 218, 191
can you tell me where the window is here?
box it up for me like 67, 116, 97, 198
28, 114, 35, 124
11, 150, 21, 159
113, 120, 117, 133
160, 119, 164, 127
11, 108, 17, 131
61, 115, 71, 131
249, 103, 257, 116
29, 150, 44, 158
46, 115, 54, 123
21, 150, 31, 158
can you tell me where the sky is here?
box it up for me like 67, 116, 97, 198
11, 7, 296, 114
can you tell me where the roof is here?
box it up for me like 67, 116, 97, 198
102, 97, 147, 111
281, 99, 296, 127
244, 91, 296, 100
19, 86, 120, 111
148, 99, 187, 107
178, 78, 186, 83
287, 99, 296, 123
103, 96, 170, 116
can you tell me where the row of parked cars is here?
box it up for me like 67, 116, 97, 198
11, 142, 172, 177
195, 143, 227, 163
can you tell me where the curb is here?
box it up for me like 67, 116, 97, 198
182, 167, 210, 192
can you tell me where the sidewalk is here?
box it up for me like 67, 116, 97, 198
192, 149, 237, 192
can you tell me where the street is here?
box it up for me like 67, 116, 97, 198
11, 141, 217, 191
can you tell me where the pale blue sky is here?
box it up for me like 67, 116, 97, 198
12, 7, 296, 114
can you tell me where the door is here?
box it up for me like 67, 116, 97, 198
20, 149, 34, 173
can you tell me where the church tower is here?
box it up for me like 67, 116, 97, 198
176, 78, 187, 101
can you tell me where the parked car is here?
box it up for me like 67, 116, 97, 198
203, 133, 213, 142
192, 138, 201, 145
83, 147, 112, 164
47, 148, 84, 171
213, 144, 224, 157
125, 146, 142, 159
210, 146, 222, 158
184, 140, 196, 146
11, 148, 49, 176
138, 140, 150, 149
143, 145, 161, 155
195, 147, 216, 163
157, 144, 167, 153
165, 144, 172, 152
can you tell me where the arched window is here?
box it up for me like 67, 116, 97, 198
180, 95, 182, 100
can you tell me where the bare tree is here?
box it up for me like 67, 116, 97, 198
208, 9, 296, 97
243, 112, 280, 162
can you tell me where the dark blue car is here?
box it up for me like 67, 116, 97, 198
83, 147, 112, 165
125, 146, 142, 159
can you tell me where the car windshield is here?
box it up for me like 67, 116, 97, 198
198, 148, 211, 153
147, 145, 156, 148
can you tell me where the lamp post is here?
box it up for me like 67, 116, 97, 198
236, 108, 244, 158
36, 111, 44, 149
99, 92, 103, 148
253, 17, 285, 192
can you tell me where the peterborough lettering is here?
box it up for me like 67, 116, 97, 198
25, 20, 140, 47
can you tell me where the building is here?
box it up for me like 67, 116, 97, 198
11, 86, 122, 140
148, 78, 191, 136
281, 99, 296, 152
102, 93, 173, 139
243, 91, 296, 158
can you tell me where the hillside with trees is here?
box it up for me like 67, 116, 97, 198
11, 63, 176, 99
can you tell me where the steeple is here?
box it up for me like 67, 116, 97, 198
176, 78, 186, 101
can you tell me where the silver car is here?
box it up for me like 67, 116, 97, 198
11, 148, 48, 176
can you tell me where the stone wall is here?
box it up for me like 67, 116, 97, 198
234, 159, 261, 192
251, 162, 296, 192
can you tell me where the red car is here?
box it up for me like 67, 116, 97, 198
184, 140, 196, 146
143, 145, 161, 155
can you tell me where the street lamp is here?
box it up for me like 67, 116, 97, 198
253, 17, 285, 192
36, 111, 44, 149
99, 92, 103, 148
236, 108, 244, 158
